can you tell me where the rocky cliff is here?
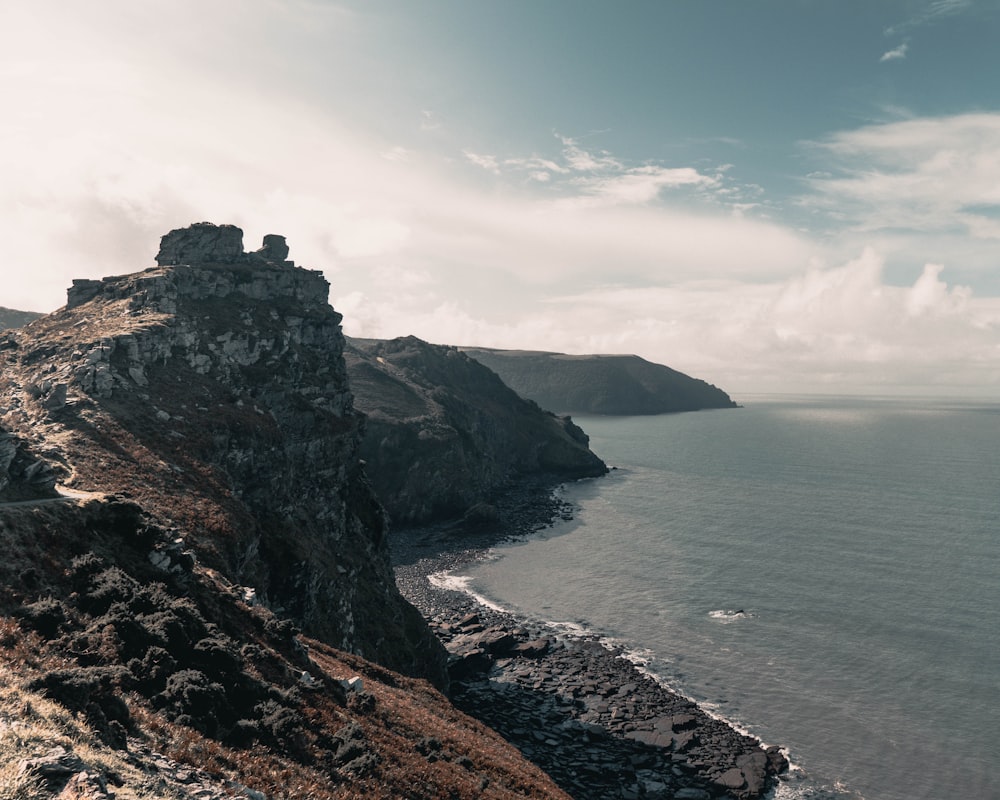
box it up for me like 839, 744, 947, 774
1, 222, 443, 681
345, 336, 607, 525
0, 223, 578, 800
463, 348, 738, 415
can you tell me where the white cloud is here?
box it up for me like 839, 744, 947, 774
3, 3, 998, 396
341, 249, 1000, 395
457, 134, 730, 210
906, 263, 970, 316
880, 42, 909, 62
420, 110, 442, 131
885, 0, 972, 36
558, 135, 623, 172
803, 113, 1000, 245
464, 151, 502, 174
561, 165, 718, 209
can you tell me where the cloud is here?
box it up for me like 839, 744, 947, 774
558, 135, 623, 172
458, 134, 731, 210
562, 165, 717, 209
4, 2, 998, 396
463, 151, 502, 174
880, 42, 909, 62
341, 249, 1000, 395
906, 263, 970, 316
885, 0, 972, 36
880, 1, 971, 67
803, 113, 1000, 245
0, 0, 812, 328
420, 110, 442, 131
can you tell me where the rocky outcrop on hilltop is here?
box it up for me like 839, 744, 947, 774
0, 223, 443, 683
0, 223, 580, 798
0, 427, 57, 501
464, 348, 738, 415
345, 336, 607, 525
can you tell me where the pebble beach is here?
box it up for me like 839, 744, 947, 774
391, 485, 789, 800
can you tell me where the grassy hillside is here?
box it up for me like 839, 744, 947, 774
463, 348, 738, 415
0, 307, 43, 330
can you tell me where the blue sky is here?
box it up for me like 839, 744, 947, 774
3, 0, 1000, 395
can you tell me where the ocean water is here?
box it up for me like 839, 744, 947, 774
459, 395, 1000, 800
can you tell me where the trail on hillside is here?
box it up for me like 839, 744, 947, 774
0, 485, 103, 508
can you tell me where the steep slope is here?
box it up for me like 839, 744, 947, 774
0, 499, 569, 800
0, 223, 573, 799
1, 222, 443, 681
345, 336, 607, 525
464, 348, 738, 415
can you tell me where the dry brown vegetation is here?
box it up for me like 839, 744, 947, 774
0, 499, 569, 799
0, 262, 571, 798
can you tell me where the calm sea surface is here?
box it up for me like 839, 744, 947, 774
459, 395, 1000, 800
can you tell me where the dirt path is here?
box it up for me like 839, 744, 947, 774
0, 485, 104, 508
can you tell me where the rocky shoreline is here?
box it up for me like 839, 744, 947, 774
391, 481, 790, 800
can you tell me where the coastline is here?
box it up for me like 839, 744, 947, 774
390, 480, 790, 800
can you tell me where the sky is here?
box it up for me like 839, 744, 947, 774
3, 0, 1000, 397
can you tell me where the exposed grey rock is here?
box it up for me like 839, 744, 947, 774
4, 226, 449, 687
54, 770, 111, 799
155, 221, 245, 266
0, 429, 58, 501
255, 233, 290, 262
512, 637, 551, 658
18, 745, 86, 781
714, 767, 747, 790
674, 789, 712, 800
42, 383, 68, 409
346, 335, 607, 525
66, 280, 104, 310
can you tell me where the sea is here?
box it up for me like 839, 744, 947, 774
451, 395, 1000, 800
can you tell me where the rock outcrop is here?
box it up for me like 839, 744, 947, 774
153, 221, 291, 267
0, 427, 57, 501
345, 336, 607, 525
0, 223, 444, 683
463, 348, 738, 415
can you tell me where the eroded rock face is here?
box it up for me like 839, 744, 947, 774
153, 223, 294, 269
256, 233, 289, 262
0, 429, 57, 501
67, 225, 301, 310
1, 223, 446, 685
346, 336, 607, 525
155, 222, 245, 266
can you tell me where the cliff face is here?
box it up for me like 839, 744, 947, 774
345, 336, 607, 525
0, 427, 57, 502
463, 348, 739, 415
0, 224, 576, 800
0, 223, 444, 683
